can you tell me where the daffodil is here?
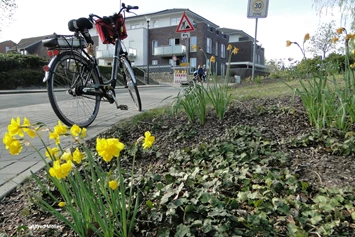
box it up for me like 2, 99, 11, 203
70, 124, 81, 137
232, 47, 239, 55
58, 202, 66, 207
332, 37, 339, 44
142, 131, 155, 149
336, 27, 344, 35
350, 62, 355, 68
286, 40, 292, 47
21, 117, 36, 138
53, 121, 68, 135
227, 44, 232, 51
45, 146, 59, 160
96, 138, 125, 162
8, 139, 22, 155
109, 180, 118, 190
8, 117, 24, 137
49, 131, 60, 145
304, 33, 310, 42
210, 56, 216, 63
81, 128, 87, 138
49, 160, 72, 180
73, 147, 85, 164
3, 133, 14, 149
61, 151, 73, 162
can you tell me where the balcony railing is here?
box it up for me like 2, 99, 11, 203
96, 50, 114, 59
154, 45, 186, 56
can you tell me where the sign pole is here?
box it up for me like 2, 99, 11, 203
252, 18, 258, 81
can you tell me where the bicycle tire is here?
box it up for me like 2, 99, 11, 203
121, 57, 142, 111
47, 51, 101, 127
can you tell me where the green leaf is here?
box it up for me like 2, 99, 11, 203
174, 224, 190, 237
185, 205, 196, 213
160, 191, 175, 205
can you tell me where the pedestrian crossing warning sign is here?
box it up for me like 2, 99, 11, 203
176, 12, 195, 33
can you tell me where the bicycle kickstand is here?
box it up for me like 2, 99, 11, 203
107, 90, 128, 110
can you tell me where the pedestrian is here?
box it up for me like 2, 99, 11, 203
197, 65, 204, 82
202, 64, 207, 82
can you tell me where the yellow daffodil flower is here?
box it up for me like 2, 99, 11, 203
96, 138, 125, 162
8, 117, 24, 137
3, 133, 14, 149
73, 147, 85, 164
81, 128, 87, 138
21, 117, 36, 138
304, 33, 310, 42
286, 40, 292, 47
143, 131, 155, 149
232, 47, 239, 55
49, 160, 72, 180
49, 131, 60, 145
58, 202, 66, 207
332, 37, 339, 44
45, 146, 59, 160
336, 27, 344, 35
350, 62, 355, 68
61, 151, 73, 162
210, 56, 216, 63
8, 139, 22, 155
70, 124, 81, 137
227, 44, 232, 51
53, 121, 68, 135
109, 180, 118, 190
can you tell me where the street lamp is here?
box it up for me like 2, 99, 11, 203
146, 16, 150, 84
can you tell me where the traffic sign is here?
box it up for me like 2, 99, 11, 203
247, 0, 269, 18
181, 32, 190, 39
176, 12, 195, 33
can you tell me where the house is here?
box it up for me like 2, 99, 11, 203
93, 8, 266, 77
0, 40, 17, 53
220, 28, 268, 79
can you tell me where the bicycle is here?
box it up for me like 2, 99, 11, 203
42, 3, 142, 127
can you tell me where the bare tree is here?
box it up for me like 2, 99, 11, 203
0, 0, 17, 34
313, 0, 355, 30
307, 21, 337, 59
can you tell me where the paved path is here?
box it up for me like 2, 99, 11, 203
0, 84, 182, 199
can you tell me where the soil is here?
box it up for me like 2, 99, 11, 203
1, 95, 355, 236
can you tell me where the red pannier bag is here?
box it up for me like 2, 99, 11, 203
95, 14, 127, 44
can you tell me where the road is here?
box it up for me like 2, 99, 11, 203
0, 84, 182, 198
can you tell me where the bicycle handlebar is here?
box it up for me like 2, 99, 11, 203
89, 3, 138, 21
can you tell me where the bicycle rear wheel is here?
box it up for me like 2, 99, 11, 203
121, 57, 142, 111
47, 51, 101, 127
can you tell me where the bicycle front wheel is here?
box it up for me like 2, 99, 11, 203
47, 51, 101, 127
121, 57, 142, 111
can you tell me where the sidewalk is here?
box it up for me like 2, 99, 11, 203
0, 84, 181, 199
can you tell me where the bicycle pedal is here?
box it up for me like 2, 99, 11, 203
117, 104, 128, 110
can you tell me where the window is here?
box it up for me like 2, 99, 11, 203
190, 36, 197, 52
221, 63, 225, 76
152, 60, 158, 65
190, 58, 196, 72
5, 46, 9, 52
152, 40, 158, 55
221, 44, 226, 58
131, 23, 140, 29
170, 17, 180, 25
206, 38, 212, 54
169, 38, 180, 45
215, 41, 219, 56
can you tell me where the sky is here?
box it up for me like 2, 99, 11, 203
0, 0, 350, 62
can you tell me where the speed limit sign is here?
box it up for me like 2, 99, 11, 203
247, 0, 269, 18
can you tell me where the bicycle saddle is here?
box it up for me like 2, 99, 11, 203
68, 18, 93, 32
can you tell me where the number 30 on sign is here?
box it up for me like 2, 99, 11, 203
247, 0, 269, 18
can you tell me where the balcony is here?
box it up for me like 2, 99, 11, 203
96, 50, 114, 59
154, 45, 186, 57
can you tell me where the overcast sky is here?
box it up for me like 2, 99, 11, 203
0, 0, 349, 62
